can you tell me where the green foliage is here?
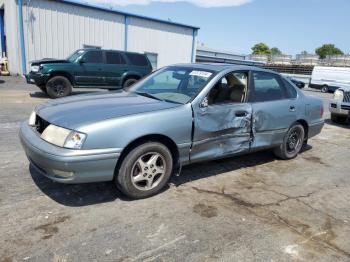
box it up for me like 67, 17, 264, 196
301, 50, 308, 55
251, 43, 271, 55
315, 44, 343, 59
270, 47, 282, 56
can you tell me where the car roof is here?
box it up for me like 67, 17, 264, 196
170, 63, 277, 74
80, 48, 146, 55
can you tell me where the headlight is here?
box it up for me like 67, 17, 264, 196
41, 124, 87, 149
28, 111, 36, 126
30, 65, 40, 72
334, 89, 344, 101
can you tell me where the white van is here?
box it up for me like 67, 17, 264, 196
309, 66, 350, 93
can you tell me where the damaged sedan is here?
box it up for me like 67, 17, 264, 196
20, 64, 324, 199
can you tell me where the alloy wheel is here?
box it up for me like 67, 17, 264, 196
130, 152, 166, 191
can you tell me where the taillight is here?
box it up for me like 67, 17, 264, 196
320, 106, 324, 117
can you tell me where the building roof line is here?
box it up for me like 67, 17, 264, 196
57, 0, 200, 30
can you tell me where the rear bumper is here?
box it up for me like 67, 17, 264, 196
19, 122, 121, 183
329, 99, 350, 117
308, 120, 324, 138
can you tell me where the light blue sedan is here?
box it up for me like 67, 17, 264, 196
20, 64, 324, 199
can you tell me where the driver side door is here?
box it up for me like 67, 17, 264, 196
191, 71, 253, 163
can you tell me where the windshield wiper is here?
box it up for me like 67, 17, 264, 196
136, 92, 183, 104
136, 92, 164, 101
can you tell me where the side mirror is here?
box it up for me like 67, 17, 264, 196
200, 97, 209, 108
79, 58, 86, 64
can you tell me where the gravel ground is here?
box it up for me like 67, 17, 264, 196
0, 76, 350, 262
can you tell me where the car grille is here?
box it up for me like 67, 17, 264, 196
344, 92, 350, 103
35, 115, 50, 134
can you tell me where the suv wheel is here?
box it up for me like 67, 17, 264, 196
115, 142, 173, 199
321, 85, 328, 93
46, 76, 72, 99
273, 123, 305, 160
123, 78, 138, 89
331, 114, 348, 124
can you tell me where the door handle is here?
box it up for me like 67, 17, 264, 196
289, 106, 296, 112
235, 111, 248, 117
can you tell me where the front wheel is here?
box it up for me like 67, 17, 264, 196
46, 76, 72, 99
123, 78, 138, 89
321, 85, 328, 93
115, 142, 173, 199
273, 123, 305, 160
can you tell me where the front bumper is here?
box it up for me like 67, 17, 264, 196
329, 99, 350, 117
19, 122, 121, 183
26, 72, 50, 86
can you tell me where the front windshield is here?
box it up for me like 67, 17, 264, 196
67, 50, 85, 62
128, 67, 215, 104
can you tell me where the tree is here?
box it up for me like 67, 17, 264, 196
315, 44, 343, 59
251, 43, 271, 55
270, 47, 282, 56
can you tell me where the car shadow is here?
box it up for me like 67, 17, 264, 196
29, 90, 107, 99
325, 118, 350, 129
30, 147, 312, 207
170, 147, 311, 187
29, 164, 126, 206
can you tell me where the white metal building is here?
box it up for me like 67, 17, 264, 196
0, 0, 199, 75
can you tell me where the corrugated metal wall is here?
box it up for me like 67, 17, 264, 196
5, 0, 195, 74
128, 17, 193, 68
22, 0, 125, 67
4, 0, 21, 74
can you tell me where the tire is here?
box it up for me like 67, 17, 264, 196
123, 78, 138, 89
321, 85, 328, 93
46, 76, 72, 99
115, 142, 173, 199
331, 114, 347, 124
273, 123, 305, 160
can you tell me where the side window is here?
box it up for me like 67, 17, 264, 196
282, 78, 298, 98
251, 72, 288, 102
208, 72, 248, 105
83, 51, 103, 64
126, 53, 149, 66
106, 52, 125, 65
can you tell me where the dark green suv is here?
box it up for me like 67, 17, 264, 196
26, 49, 153, 98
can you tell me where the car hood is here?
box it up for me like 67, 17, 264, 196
35, 91, 181, 129
30, 58, 70, 65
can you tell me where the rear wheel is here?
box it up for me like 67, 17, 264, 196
331, 114, 348, 124
273, 123, 305, 160
115, 142, 173, 199
46, 76, 72, 99
321, 85, 329, 93
123, 78, 138, 89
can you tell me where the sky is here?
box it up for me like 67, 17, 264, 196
83, 0, 350, 56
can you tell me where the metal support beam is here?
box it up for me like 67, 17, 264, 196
0, 10, 6, 56
124, 15, 128, 51
191, 29, 197, 63
18, 0, 27, 74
